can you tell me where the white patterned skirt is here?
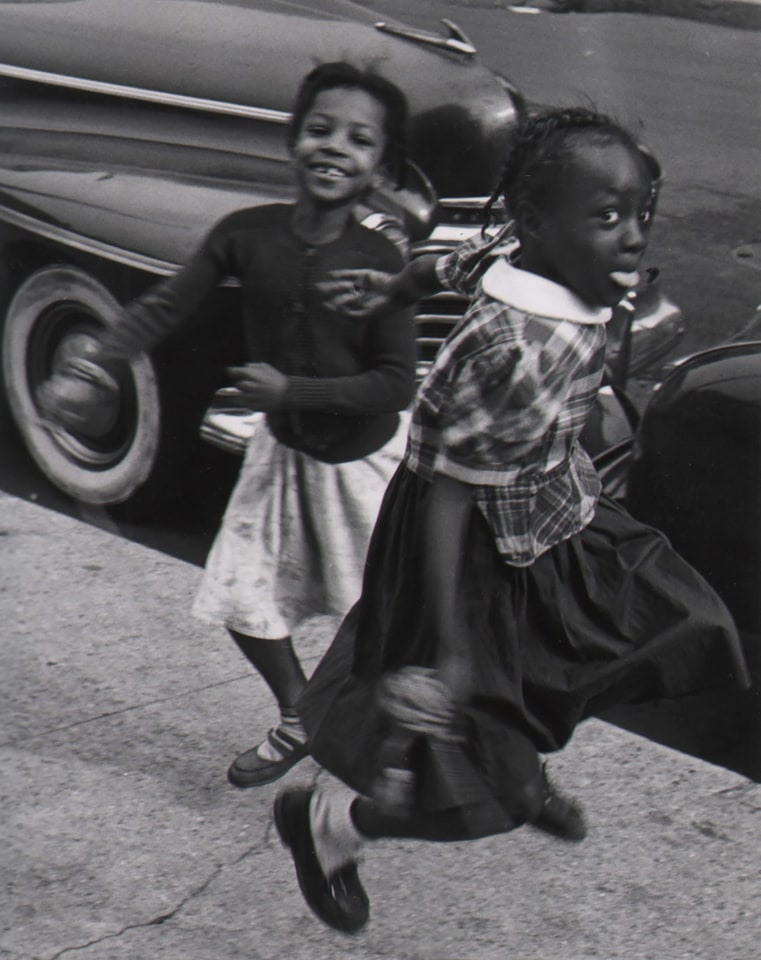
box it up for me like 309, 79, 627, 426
192, 415, 409, 639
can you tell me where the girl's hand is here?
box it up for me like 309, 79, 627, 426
316, 268, 397, 318
226, 363, 288, 411
36, 357, 119, 434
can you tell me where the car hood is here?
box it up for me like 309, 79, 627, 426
1, 0, 398, 95
0, 0, 518, 195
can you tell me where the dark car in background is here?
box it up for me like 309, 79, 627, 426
0, 0, 524, 511
596, 339, 761, 781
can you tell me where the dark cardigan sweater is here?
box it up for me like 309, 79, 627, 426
97, 204, 416, 462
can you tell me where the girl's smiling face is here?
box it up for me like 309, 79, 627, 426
292, 86, 388, 207
525, 139, 655, 308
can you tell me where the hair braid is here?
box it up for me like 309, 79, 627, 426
483, 107, 661, 233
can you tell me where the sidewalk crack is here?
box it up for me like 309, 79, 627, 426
2, 674, 252, 748
42, 844, 258, 960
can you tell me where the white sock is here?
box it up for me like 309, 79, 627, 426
309, 786, 365, 877
255, 712, 306, 762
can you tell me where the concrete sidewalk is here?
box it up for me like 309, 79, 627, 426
2, 491, 759, 960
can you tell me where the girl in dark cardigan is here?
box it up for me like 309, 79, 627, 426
38, 63, 417, 789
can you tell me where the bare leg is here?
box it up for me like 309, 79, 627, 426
351, 732, 546, 842
274, 766, 584, 934
350, 796, 520, 842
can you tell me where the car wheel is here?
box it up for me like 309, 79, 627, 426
2, 265, 162, 506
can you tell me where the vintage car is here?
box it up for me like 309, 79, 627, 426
595, 339, 761, 781
0, 0, 525, 511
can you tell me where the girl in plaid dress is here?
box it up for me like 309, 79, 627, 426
272, 108, 750, 934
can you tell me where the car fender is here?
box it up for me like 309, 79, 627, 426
627, 341, 761, 632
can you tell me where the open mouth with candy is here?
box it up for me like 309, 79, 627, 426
309, 163, 352, 180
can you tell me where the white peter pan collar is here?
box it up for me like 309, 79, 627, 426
481, 258, 611, 325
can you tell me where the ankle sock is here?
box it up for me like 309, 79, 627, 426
309, 786, 365, 876
255, 709, 307, 762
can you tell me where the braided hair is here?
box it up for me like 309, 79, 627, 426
484, 107, 661, 235
288, 62, 409, 190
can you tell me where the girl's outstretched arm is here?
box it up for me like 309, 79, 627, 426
423, 471, 475, 703
317, 252, 444, 318
36, 241, 229, 425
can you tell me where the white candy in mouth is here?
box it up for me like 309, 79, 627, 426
313, 165, 348, 178
609, 269, 640, 288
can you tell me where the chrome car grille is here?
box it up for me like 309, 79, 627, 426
411, 196, 504, 379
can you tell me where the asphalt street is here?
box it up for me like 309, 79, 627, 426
373, 0, 761, 353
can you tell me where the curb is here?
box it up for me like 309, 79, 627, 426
503, 0, 761, 29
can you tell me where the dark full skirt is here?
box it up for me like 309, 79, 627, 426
300, 466, 749, 815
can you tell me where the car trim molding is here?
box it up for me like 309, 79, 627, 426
0, 63, 292, 124
0, 202, 240, 285
0, 200, 480, 288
